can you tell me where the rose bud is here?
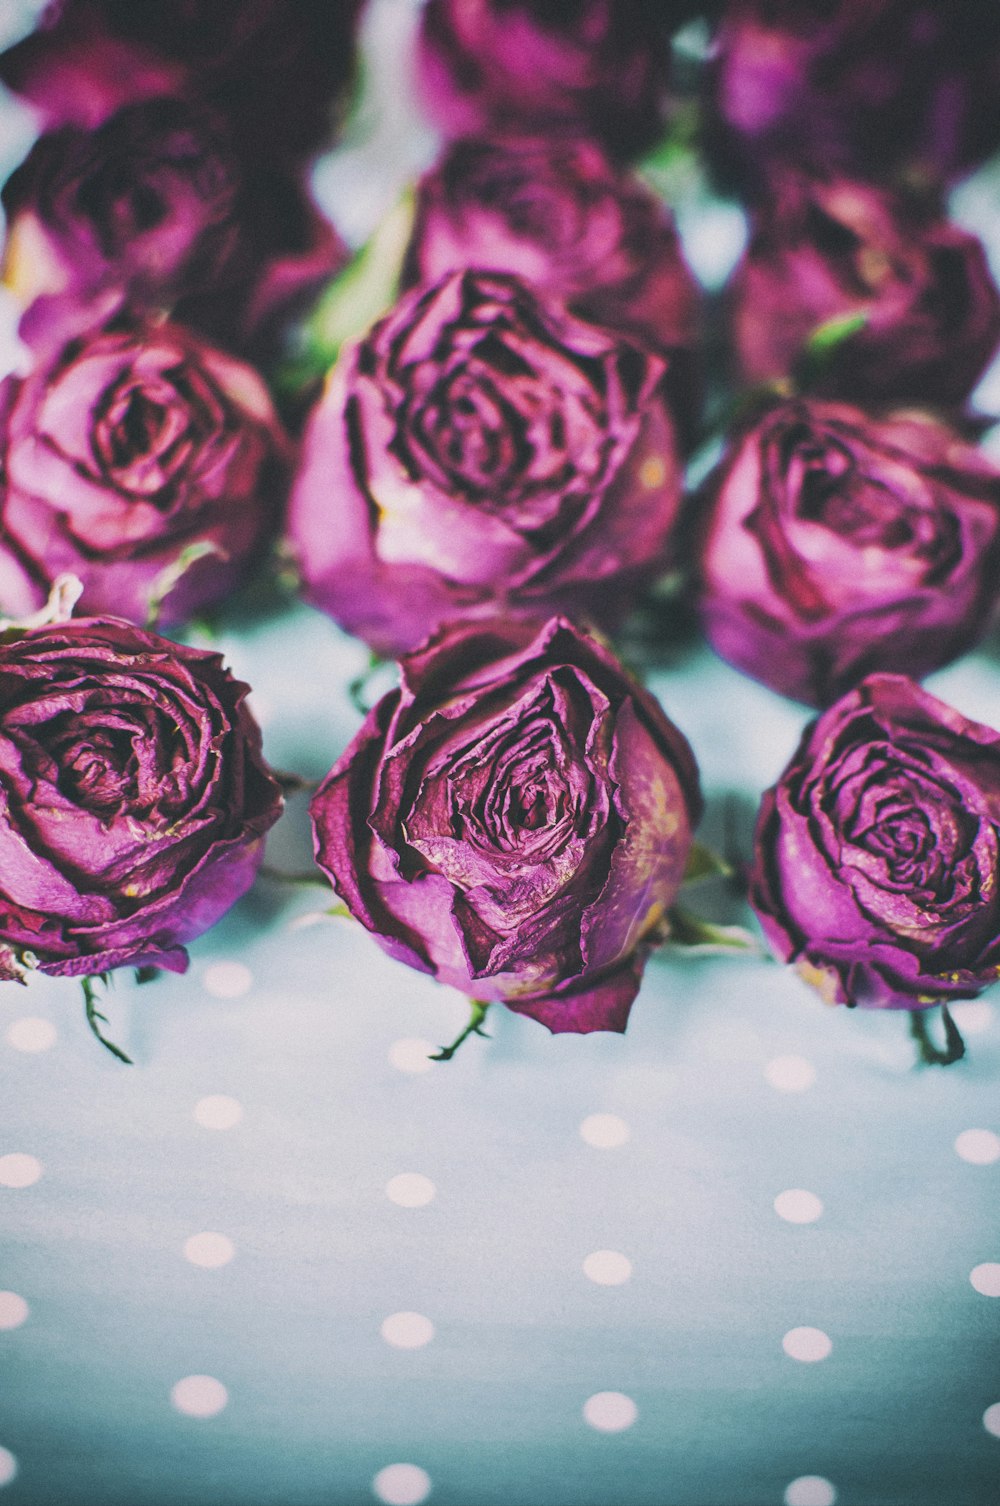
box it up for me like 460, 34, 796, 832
416, 0, 676, 160
0, 0, 366, 167
0, 615, 282, 984
696, 398, 1000, 707
707, 0, 1000, 196
403, 135, 702, 444
750, 674, 1000, 1011
286, 269, 684, 657
0, 318, 289, 628
729, 173, 1000, 409
311, 616, 701, 1035
0, 99, 346, 363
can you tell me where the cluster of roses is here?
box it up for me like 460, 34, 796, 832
1, 0, 1000, 1061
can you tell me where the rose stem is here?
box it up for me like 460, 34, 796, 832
429, 1000, 491, 1062
908, 1004, 966, 1067
81, 975, 133, 1065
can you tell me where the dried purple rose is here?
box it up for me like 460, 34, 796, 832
416, 0, 676, 160
0, 615, 282, 983
310, 616, 701, 1036
751, 674, 1000, 1011
1, 99, 346, 364
729, 173, 1000, 409
0, 0, 366, 167
0, 317, 289, 628
696, 399, 1000, 706
707, 0, 1000, 195
403, 135, 702, 442
287, 270, 684, 657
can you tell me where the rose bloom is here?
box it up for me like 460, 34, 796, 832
311, 616, 701, 1034
696, 399, 1000, 706
0, 0, 366, 167
404, 135, 702, 443
1, 99, 346, 364
287, 270, 684, 657
0, 616, 282, 982
730, 173, 1000, 409
416, 0, 677, 160
0, 318, 289, 628
707, 0, 1000, 194
751, 674, 1000, 1010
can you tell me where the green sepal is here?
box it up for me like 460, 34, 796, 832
794, 310, 868, 391
82, 973, 133, 1065
145, 541, 227, 630
909, 1003, 966, 1067
430, 1000, 491, 1062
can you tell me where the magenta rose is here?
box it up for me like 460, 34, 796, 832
0, 0, 366, 167
403, 135, 702, 443
311, 616, 701, 1035
1, 99, 346, 364
729, 173, 1000, 409
696, 398, 1000, 706
0, 615, 282, 982
0, 318, 289, 628
416, 0, 676, 159
287, 269, 684, 657
707, 0, 1000, 195
751, 674, 1000, 1010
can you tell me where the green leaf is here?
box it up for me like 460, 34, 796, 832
804, 309, 868, 357
666, 906, 759, 954
682, 841, 734, 886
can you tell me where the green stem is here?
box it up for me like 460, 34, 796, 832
909, 1003, 966, 1067
348, 651, 387, 716
82, 975, 132, 1065
430, 1000, 491, 1062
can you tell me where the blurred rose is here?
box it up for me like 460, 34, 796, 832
0, 0, 366, 167
1, 99, 347, 364
404, 134, 702, 442
697, 398, 1000, 705
730, 174, 1000, 408
287, 269, 684, 656
0, 318, 289, 627
0, 616, 282, 982
707, 0, 1000, 194
751, 674, 1000, 1009
416, 0, 676, 159
311, 615, 701, 1034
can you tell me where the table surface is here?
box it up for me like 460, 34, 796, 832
2, 5, 1000, 1506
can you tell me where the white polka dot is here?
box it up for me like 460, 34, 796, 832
193, 1095, 243, 1131
785, 1477, 837, 1506
170, 1375, 228, 1418
372, 1463, 432, 1505
6, 1017, 56, 1053
970, 1263, 1000, 1297
385, 1173, 435, 1208
183, 1233, 235, 1270
388, 1039, 435, 1074
782, 1327, 833, 1363
774, 1189, 824, 1224
202, 962, 253, 999
380, 1312, 434, 1349
579, 1113, 630, 1149
0, 1293, 28, 1330
984, 1402, 1000, 1437
765, 1056, 816, 1093
0, 1153, 42, 1188
582, 1250, 632, 1286
955, 1129, 1000, 1165
583, 1391, 638, 1432
0, 1448, 16, 1488
949, 1001, 994, 1034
